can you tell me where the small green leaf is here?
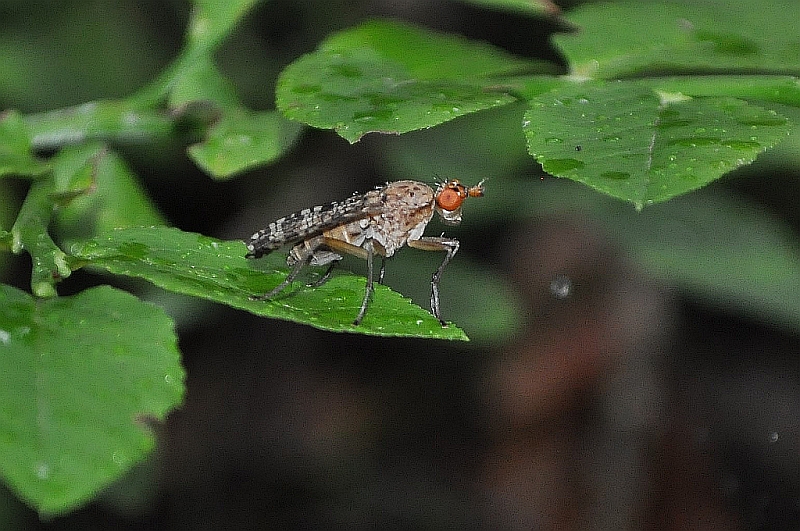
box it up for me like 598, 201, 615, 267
0, 284, 185, 516
187, 110, 303, 179
49, 143, 104, 203
51, 144, 165, 244
69, 227, 469, 340
524, 81, 791, 208
558, 0, 800, 78
0, 110, 50, 178
276, 19, 538, 142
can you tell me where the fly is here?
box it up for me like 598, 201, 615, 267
246, 179, 484, 326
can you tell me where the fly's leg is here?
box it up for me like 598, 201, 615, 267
408, 237, 460, 326
250, 237, 327, 300
353, 238, 375, 326
249, 254, 310, 300
378, 257, 387, 284
308, 262, 336, 288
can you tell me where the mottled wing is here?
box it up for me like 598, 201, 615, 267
246, 188, 384, 258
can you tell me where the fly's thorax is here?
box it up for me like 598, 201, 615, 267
373, 180, 436, 255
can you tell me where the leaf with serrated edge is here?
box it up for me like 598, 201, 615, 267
524, 81, 791, 208
276, 19, 540, 142
70, 227, 469, 340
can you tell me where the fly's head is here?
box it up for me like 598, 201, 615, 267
434, 179, 485, 225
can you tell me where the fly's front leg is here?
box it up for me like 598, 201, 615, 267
408, 237, 460, 326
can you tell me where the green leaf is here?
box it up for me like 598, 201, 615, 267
524, 81, 791, 208
0, 284, 185, 516
51, 144, 165, 244
187, 110, 303, 179
557, 0, 800, 79
69, 226, 469, 340
276, 19, 539, 142
0, 110, 50, 178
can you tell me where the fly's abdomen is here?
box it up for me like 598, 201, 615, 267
245, 191, 382, 258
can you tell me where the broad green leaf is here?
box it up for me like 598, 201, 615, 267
0, 110, 49, 178
0, 284, 185, 516
69, 227, 469, 340
276, 19, 541, 142
51, 144, 165, 244
187, 110, 303, 179
524, 81, 791, 208
557, 0, 800, 79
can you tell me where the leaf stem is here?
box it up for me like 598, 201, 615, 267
24, 101, 177, 152
10, 176, 70, 297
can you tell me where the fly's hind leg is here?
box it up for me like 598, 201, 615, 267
353, 239, 375, 326
378, 256, 387, 284
307, 262, 336, 288
408, 236, 460, 326
250, 236, 329, 300
249, 256, 309, 300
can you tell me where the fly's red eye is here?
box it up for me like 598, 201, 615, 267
436, 185, 466, 211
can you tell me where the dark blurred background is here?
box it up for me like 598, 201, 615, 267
2, 1, 800, 529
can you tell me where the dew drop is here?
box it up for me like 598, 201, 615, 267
0, 329, 9, 345
549, 274, 572, 299
769, 432, 779, 443
35, 462, 50, 480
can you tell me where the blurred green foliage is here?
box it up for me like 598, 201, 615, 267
0, 0, 799, 519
